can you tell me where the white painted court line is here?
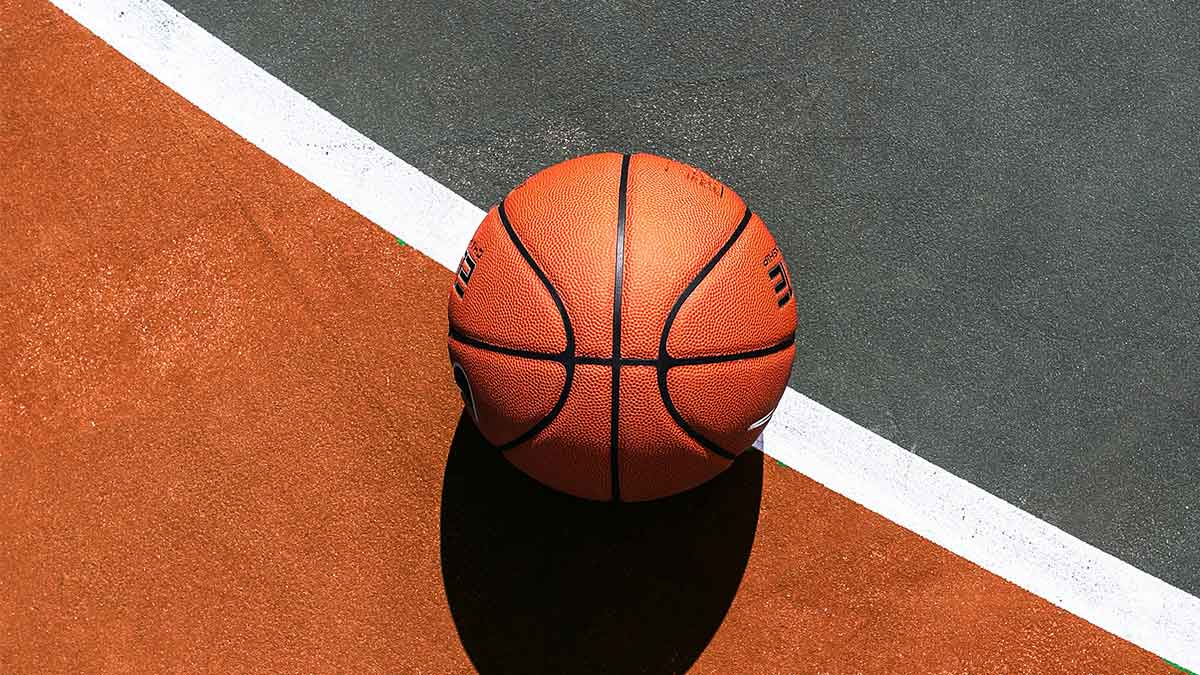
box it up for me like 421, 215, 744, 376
49, 0, 1200, 669
50, 0, 479, 273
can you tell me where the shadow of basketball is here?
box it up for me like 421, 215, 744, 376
439, 413, 763, 675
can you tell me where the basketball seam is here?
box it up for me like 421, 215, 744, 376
449, 325, 793, 367
657, 207, 756, 461
610, 154, 631, 502
492, 200, 575, 452
448, 325, 564, 362
667, 334, 794, 366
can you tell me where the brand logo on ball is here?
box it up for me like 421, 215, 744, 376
682, 166, 725, 198
768, 262, 792, 307
453, 243, 483, 298
761, 246, 792, 308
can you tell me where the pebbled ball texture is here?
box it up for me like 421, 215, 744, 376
447, 152, 796, 501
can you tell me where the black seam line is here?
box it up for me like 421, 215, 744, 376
666, 334, 795, 366
656, 207, 755, 461
449, 326, 561, 362
610, 153, 631, 503
494, 200, 575, 452
449, 329, 793, 368
579, 356, 656, 366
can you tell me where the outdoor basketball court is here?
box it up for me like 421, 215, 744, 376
2, 1, 1198, 672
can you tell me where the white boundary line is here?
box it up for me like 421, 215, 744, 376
49, 0, 1200, 669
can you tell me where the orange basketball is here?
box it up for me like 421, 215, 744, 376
447, 152, 796, 501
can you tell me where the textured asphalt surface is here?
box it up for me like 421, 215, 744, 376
167, 1, 1200, 595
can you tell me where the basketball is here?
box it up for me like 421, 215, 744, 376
447, 152, 796, 501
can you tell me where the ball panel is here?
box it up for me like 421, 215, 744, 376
448, 206, 567, 354
666, 213, 797, 358
504, 364, 612, 501
503, 152, 623, 360
621, 154, 747, 359
448, 340, 567, 448
665, 346, 796, 455
617, 366, 733, 501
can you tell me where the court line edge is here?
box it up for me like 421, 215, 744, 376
46, 0, 1200, 669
